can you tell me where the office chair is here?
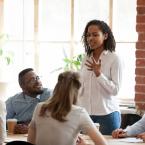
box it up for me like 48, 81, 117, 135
6, 141, 34, 145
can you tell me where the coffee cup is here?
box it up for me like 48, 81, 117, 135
7, 119, 17, 134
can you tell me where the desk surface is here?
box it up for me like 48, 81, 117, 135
5, 134, 27, 143
82, 135, 143, 145
105, 136, 143, 145
5, 134, 144, 145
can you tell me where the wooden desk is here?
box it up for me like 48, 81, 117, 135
105, 136, 143, 145
4, 134, 144, 145
5, 134, 27, 144
81, 134, 144, 145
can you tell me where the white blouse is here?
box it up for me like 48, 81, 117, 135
78, 50, 122, 115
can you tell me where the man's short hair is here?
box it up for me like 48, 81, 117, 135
18, 68, 34, 86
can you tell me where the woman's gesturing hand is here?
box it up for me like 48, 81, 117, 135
85, 57, 101, 77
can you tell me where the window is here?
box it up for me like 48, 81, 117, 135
2, 0, 137, 103
113, 0, 137, 102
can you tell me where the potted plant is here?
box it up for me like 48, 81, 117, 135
63, 53, 84, 71
51, 53, 84, 74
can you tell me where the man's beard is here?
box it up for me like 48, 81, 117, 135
32, 89, 44, 95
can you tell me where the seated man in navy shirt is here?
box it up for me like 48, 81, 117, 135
6, 68, 51, 133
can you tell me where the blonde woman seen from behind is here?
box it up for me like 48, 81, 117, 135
27, 71, 107, 145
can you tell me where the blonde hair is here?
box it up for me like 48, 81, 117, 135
39, 71, 81, 122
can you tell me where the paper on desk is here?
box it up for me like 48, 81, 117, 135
117, 137, 143, 143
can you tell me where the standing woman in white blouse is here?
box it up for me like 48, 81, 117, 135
0, 100, 6, 145
79, 19, 122, 135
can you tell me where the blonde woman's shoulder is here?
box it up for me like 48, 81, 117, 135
72, 105, 87, 112
36, 102, 46, 108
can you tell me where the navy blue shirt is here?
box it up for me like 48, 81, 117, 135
6, 88, 51, 122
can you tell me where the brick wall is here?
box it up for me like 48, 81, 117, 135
135, 0, 145, 112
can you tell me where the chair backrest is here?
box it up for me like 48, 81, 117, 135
6, 140, 34, 145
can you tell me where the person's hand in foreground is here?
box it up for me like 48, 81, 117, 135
14, 123, 29, 134
76, 136, 87, 145
137, 132, 145, 142
112, 128, 127, 138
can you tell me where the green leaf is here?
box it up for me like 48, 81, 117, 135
5, 56, 11, 65
62, 54, 84, 71
63, 58, 72, 63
